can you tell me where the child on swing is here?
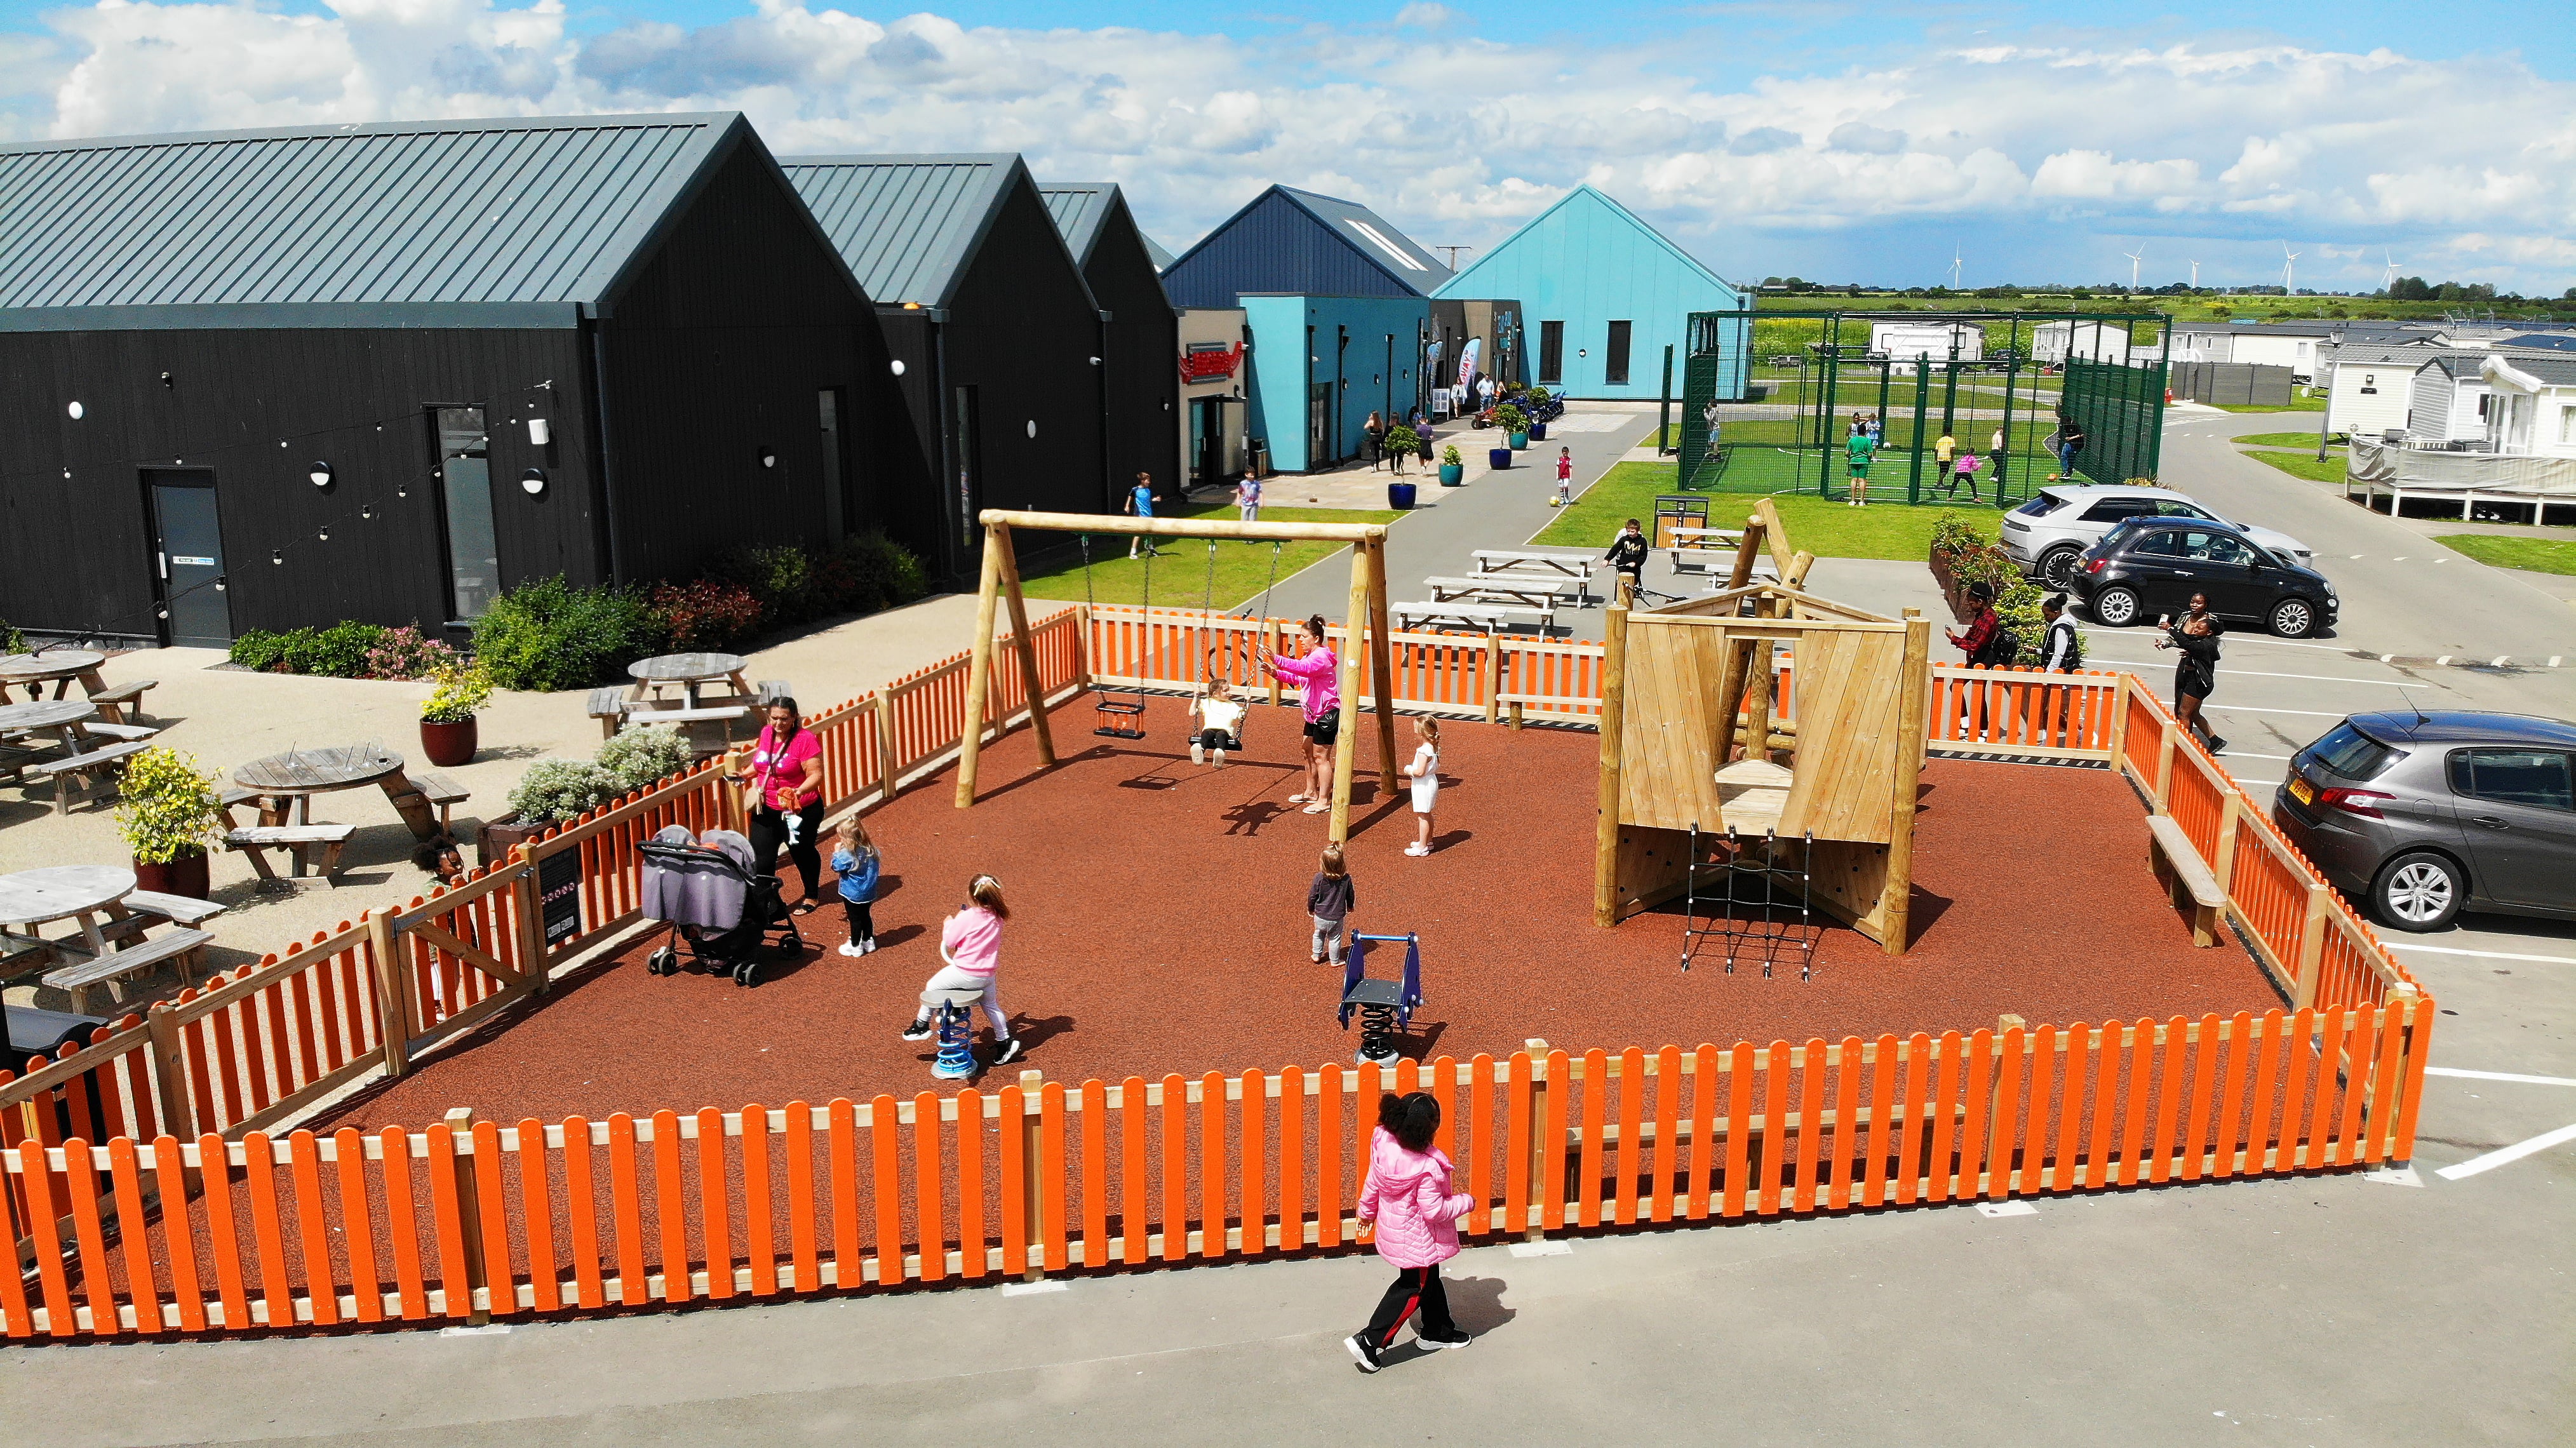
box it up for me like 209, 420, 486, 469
1190, 670, 1247, 767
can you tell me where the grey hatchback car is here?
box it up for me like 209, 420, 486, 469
2273, 711, 2576, 931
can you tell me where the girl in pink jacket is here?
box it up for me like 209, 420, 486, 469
1345, 1092, 1475, 1370
900, 876, 1021, 1067
1258, 615, 1341, 815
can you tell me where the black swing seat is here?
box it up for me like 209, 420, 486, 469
1094, 692, 1149, 740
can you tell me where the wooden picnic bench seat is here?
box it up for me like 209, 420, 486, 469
119, 890, 225, 927
225, 822, 358, 887
1423, 572, 1585, 597
40, 927, 212, 1014
755, 680, 793, 707
405, 770, 471, 832
588, 685, 629, 739
25, 739, 149, 814
86, 679, 156, 723
77, 721, 159, 742
2145, 814, 2227, 948
1393, 601, 1558, 634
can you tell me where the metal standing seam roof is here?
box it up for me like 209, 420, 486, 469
1273, 186, 1452, 295
1038, 183, 1117, 265
781, 154, 1026, 309
0, 113, 746, 328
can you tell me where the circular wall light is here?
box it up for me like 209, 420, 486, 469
1026, 420, 1037, 439
65, 401, 84, 420
521, 467, 547, 496
891, 359, 907, 375
758, 447, 777, 469
308, 460, 334, 488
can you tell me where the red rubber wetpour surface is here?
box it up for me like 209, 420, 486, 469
318, 697, 2281, 1131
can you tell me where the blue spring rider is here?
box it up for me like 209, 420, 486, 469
1338, 932, 1424, 1067
931, 1002, 977, 1080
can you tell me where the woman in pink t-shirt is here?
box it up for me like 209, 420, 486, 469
1259, 614, 1341, 815
735, 699, 826, 907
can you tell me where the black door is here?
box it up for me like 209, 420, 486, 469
144, 469, 232, 648
1195, 398, 1227, 483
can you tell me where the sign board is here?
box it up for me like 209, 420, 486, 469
539, 847, 583, 948
1179, 342, 1244, 385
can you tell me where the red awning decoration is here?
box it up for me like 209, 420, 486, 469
1179, 342, 1244, 384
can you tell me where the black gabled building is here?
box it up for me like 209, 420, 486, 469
1041, 182, 1181, 507
0, 112, 906, 647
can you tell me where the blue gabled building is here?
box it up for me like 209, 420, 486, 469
1435, 186, 1743, 402
1162, 186, 1448, 473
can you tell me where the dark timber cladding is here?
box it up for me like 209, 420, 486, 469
0, 112, 893, 647
1040, 182, 1180, 516
784, 155, 1106, 587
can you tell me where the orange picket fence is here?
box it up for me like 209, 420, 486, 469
3, 605, 2434, 1340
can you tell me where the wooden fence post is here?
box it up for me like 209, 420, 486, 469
2105, 672, 2130, 773
145, 1002, 197, 1145
874, 692, 899, 807
2152, 720, 2178, 812
446, 1107, 489, 1325
2211, 791, 2243, 899
366, 911, 413, 1079
1076, 604, 1096, 691
1523, 1038, 1550, 1242
508, 850, 547, 998
2291, 885, 2330, 1010
1484, 631, 1503, 725
1019, 1069, 1045, 1282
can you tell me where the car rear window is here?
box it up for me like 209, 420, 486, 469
2309, 722, 2401, 781
2079, 499, 2152, 523
2012, 492, 2064, 518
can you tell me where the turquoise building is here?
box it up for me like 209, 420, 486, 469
1241, 294, 1429, 473
1435, 187, 1743, 402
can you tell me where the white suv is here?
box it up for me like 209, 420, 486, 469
2001, 485, 2314, 590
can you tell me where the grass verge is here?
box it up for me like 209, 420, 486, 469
1019, 502, 1400, 608
2436, 534, 2576, 577
2206, 394, 2328, 413
2243, 450, 2347, 485
1533, 462, 2000, 560
2232, 431, 2335, 449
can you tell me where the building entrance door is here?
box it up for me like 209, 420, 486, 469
144, 469, 232, 648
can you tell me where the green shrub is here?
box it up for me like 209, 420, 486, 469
112, 747, 227, 863
229, 629, 297, 672
1493, 404, 1529, 432
505, 758, 625, 826
823, 532, 929, 616
0, 619, 23, 656
287, 620, 384, 678
472, 577, 654, 692
646, 578, 763, 652
595, 724, 694, 793
710, 544, 822, 627
1385, 425, 1421, 457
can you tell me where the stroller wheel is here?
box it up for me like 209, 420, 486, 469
648, 946, 675, 975
734, 961, 758, 987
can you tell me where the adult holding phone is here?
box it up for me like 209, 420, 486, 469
2154, 593, 2226, 753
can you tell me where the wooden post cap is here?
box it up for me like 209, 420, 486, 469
444, 1106, 473, 1125
1019, 1069, 1044, 1089
1997, 1014, 2027, 1033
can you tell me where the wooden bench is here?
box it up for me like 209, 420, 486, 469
624, 704, 748, 728
1494, 692, 1599, 729
225, 822, 358, 887
406, 770, 471, 833
755, 680, 794, 707
25, 740, 149, 814
86, 679, 157, 725
2145, 814, 2227, 947
40, 927, 213, 1014
1423, 572, 1585, 600
1393, 601, 1557, 634
588, 685, 629, 739
77, 721, 159, 742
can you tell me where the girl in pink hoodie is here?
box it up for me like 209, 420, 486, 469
1345, 1092, 1475, 1370
900, 876, 1021, 1066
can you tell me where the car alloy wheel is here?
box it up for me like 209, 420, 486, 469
2271, 597, 2316, 638
2091, 586, 2140, 626
2041, 547, 2083, 589
2373, 852, 2463, 932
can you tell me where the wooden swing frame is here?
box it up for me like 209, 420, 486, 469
956, 509, 1402, 845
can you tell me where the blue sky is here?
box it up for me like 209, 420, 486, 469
2, 1, 2570, 294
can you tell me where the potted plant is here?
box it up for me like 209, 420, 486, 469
480, 756, 622, 869
114, 747, 225, 898
1526, 388, 1552, 441
1439, 444, 1465, 486
1496, 404, 1530, 450
419, 660, 493, 768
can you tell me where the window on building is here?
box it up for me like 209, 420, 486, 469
819, 388, 850, 540
433, 406, 498, 622
1605, 321, 1633, 385
1538, 321, 1564, 384
2560, 405, 2576, 445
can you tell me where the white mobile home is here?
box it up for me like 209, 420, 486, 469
2483, 353, 2576, 459
2323, 345, 2425, 440
2032, 319, 2133, 366
2405, 354, 2493, 446
1868, 319, 1983, 372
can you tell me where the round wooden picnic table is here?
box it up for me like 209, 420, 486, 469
0, 864, 137, 961
0, 650, 108, 704
232, 744, 441, 840
627, 652, 751, 707
0, 699, 100, 780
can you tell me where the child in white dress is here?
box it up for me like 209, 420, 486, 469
1402, 718, 1440, 857
1190, 674, 1247, 767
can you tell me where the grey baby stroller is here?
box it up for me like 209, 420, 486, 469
639, 825, 803, 986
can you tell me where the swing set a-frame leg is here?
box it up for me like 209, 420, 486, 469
957, 520, 1056, 808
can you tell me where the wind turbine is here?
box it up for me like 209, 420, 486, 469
2382, 250, 2401, 289
2281, 241, 2300, 295
1949, 244, 1962, 290
2123, 244, 2145, 292
2188, 259, 2200, 289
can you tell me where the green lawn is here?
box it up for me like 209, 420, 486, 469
1018, 502, 1399, 608
1534, 462, 1999, 561
2207, 394, 2328, 413
2436, 534, 2576, 577
2232, 431, 2335, 449
2243, 450, 2348, 485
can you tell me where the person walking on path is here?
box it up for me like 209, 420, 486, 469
1364, 411, 1388, 471
829, 816, 882, 956
737, 699, 826, 908
1604, 518, 1649, 600
1345, 1092, 1476, 1371
901, 875, 1022, 1066
2156, 593, 2226, 753
1413, 410, 1437, 466
1259, 615, 1342, 815
1125, 471, 1158, 558
1308, 844, 1355, 965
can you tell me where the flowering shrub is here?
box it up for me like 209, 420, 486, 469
646, 578, 764, 652
365, 624, 461, 680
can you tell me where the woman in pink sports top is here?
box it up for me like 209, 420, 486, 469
1258, 614, 1341, 815
734, 699, 826, 906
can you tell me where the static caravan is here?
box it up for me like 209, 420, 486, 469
1868, 320, 1984, 372
2032, 320, 2133, 367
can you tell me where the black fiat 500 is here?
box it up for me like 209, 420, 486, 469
2065, 518, 2338, 638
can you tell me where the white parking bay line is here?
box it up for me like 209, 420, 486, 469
2090, 656, 2413, 687
2382, 942, 2576, 966
2424, 1067, 2576, 1089
2434, 1122, 2576, 1181
2200, 703, 2350, 718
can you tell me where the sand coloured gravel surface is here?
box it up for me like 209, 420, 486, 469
318, 695, 2281, 1130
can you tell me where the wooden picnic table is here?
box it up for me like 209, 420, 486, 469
1422, 574, 1579, 612
0, 699, 100, 788
0, 864, 137, 964
232, 744, 443, 841
0, 650, 108, 704
627, 652, 751, 707
1471, 549, 1599, 605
